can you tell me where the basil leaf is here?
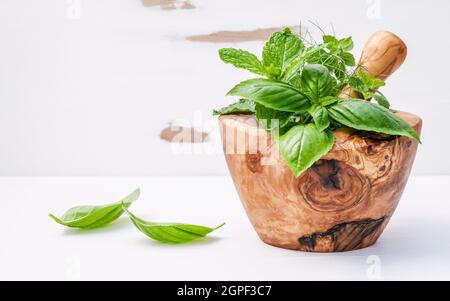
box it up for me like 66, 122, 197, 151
277, 123, 334, 177
319, 96, 339, 107
219, 48, 266, 76
309, 105, 330, 132
213, 99, 255, 116
227, 78, 310, 112
328, 100, 420, 142
299, 64, 337, 101
373, 92, 390, 109
123, 207, 225, 244
262, 28, 304, 79
255, 103, 293, 134
49, 188, 140, 229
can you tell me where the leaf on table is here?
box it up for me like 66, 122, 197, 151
123, 207, 225, 244
49, 188, 140, 229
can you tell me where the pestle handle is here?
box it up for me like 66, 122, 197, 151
340, 30, 408, 99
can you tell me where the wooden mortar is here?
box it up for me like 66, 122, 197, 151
219, 31, 421, 252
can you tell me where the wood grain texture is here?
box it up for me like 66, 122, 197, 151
219, 112, 421, 252
340, 31, 408, 99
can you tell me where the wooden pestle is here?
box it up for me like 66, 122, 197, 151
340, 30, 408, 99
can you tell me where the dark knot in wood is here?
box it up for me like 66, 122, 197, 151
298, 217, 387, 252
297, 159, 370, 212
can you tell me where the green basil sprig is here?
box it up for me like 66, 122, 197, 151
123, 206, 225, 244
214, 28, 421, 177
49, 188, 140, 229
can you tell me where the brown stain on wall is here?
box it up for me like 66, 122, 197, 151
186, 25, 300, 43
141, 0, 195, 10
160, 123, 209, 143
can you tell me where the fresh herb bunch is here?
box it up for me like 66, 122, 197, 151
214, 28, 420, 177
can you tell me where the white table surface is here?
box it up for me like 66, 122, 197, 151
0, 175, 449, 281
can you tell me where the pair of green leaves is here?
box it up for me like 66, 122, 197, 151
49, 189, 224, 243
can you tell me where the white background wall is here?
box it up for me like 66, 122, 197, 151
0, 0, 448, 176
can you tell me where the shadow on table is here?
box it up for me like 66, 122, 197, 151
302, 216, 450, 264
133, 235, 223, 248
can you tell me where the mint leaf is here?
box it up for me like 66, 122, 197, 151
227, 78, 310, 112
373, 92, 390, 109
219, 48, 266, 76
348, 76, 366, 93
323, 36, 354, 52
277, 124, 334, 177
328, 99, 420, 142
309, 105, 330, 132
323, 35, 339, 45
339, 37, 354, 52
262, 28, 304, 79
213, 99, 255, 116
49, 188, 140, 229
123, 206, 225, 244
307, 36, 354, 81
350, 70, 386, 99
340, 52, 355, 66
298, 64, 337, 101
358, 69, 385, 89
